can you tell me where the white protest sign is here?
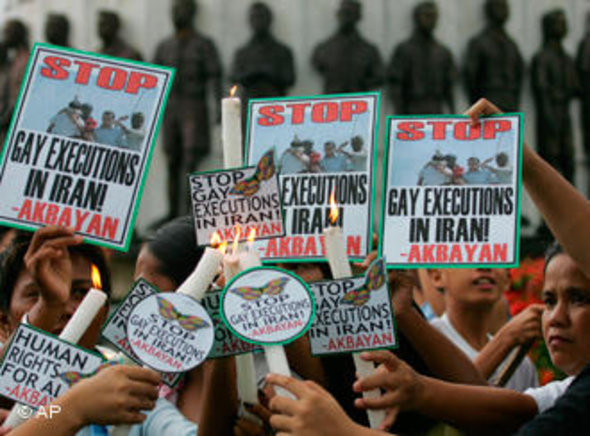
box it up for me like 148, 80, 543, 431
101, 280, 180, 386
245, 94, 379, 261
190, 149, 284, 246
201, 290, 261, 358
381, 115, 522, 267
0, 324, 105, 409
0, 44, 174, 251
221, 267, 315, 345
308, 259, 396, 355
127, 293, 214, 372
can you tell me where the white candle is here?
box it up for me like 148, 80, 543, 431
323, 225, 385, 430
222, 89, 243, 168
176, 247, 224, 301
5, 289, 107, 429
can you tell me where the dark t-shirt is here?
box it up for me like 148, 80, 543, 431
516, 363, 590, 435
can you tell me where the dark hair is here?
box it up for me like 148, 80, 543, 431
0, 231, 111, 312
146, 216, 204, 287
544, 241, 564, 273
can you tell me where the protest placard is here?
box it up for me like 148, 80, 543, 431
308, 258, 396, 355
221, 267, 315, 345
190, 149, 284, 246
381, 115, 522, 267
245, 93, 379, 261
128, 293, 214, 372
101, 280, 180, 386
0, 324, 105, 409
0, 44, 174, 251
201, 290, 261, 358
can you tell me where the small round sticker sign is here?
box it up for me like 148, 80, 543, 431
127, 293, 214, 372
220, 267, 315, 345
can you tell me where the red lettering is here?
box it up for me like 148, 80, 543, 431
126, 72, 157, 94
74, 210, 89, 231
73, 61, 100, 85
17, 199, 32, 220
455, 121, 481, 140
464, 244, 478, 262
87, 214, 101, 236
493, 243, 508, 262
102, 216, 119, 239
292, 236, 303, 256
483, 120, 511, 139
340, 100, 367, 121
312, 102, 339, 123
427, 120, 452, 140
45, 204, 59, 225
97, 67, 127, 91
286, 103, 310, 124
258, 105, 284, 126
346, 235, 361, 256
40, 56, 70, 80
397, 122, 425, 140
32, 201, 47, 222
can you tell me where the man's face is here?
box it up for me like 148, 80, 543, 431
416, 4, 438, 33
98, 14, 118, 41
542, 254, 590, 376
132, 114, 144, 129
250, 6, 271, 35
102, 113, 114, 127
468, 158, 479, 171
324, 143, 336, 157
337, 2, 360, 32
487, 0, 509, 25
5, 253, 108, 350
430, 268, 509, 309
172, 0, 195, 31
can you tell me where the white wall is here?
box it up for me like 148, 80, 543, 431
4, 0, 590, 234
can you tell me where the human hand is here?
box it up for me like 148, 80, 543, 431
267, 374, 364, 436
0, 408, 10, 435
24, 226, 83, 307
353, 351, 424, 430
497, 304, 544, 347
464, 98, 503, 126
388, 270, 417, 317
234, 403, 272, 436
61, 365, 160, 426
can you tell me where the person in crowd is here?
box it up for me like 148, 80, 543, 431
338, 136, 368, 172
463, 156, 492, 184
279, 137, 309, 174
94, 111, 126, 147
483, 152, 513, 184
47, 98, 85, 138
320, 141, 350, 172
417, 152, 452, 185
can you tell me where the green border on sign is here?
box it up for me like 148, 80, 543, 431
219, 266, 317, 346
0, 43, 176, 252
243, 92, 381, 263
307, 258, 399, 357
379, 113, 523, 269
188, 147, 287, 247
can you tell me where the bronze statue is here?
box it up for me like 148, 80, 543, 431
577, 12, 590, 171
531, 9, 579, 183
311, 0, 384, 93
464, 0, 524, 111
45, 13, 71, 47
0, 20, 29, 142
230, 2, 295, 126
387, 1, 456, 114
98, 10, 143, 61
154, 0, 222, 219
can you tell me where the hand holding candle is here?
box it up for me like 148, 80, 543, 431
323, 191, 386, 429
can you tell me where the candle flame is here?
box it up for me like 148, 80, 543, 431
210, 232, 222, 248
229, 85, 237, 97
232, 225, 242, 254
218, 240, 228, 255
329, 188, 338, 225
91, 264, 102, 290
247, 228, 257, 250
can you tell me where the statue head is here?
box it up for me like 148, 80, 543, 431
45, 13, 70, 46
484, 0, 509, 26
414, 1, 438, 35
337, 0, 361, 33
98, 11, 120, 44
172, 0, 197, 32
250, 2, 272, 36
542, 9, 567, 42
4, 19, 29, 49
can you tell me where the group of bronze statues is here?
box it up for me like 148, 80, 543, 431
0, 0, 589, 223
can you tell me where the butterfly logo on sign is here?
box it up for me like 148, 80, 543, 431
230, 277, 289, 301
341, 259, 386, 306
58, 359, 121, 386
229, 149, 276, 196
157, 297, 211, 331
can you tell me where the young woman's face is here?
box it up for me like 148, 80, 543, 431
134, 245, 177, 292
6, 253, 107, 348
542, 253, 590, 376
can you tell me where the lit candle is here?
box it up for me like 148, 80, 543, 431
222, 85, 243, 168
5, 265, 107, 429
238, 228, 261, 271
176, 233, 225, 302
323, 191, 385, 429
222, 226, 242, 283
